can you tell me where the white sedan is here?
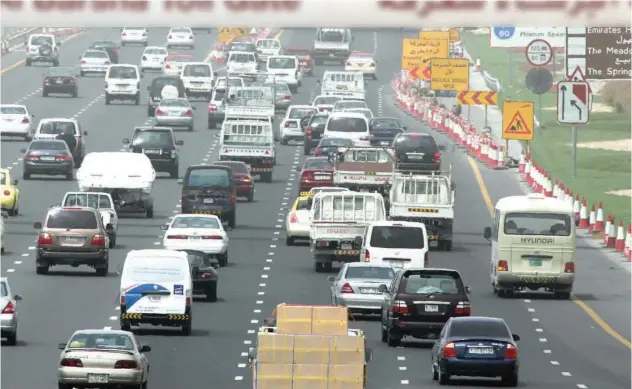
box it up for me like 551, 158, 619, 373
140, 46, 168, 72
0, 104, 34, 141
167, 27, 195, 49
121, 27, 148, 46
162, 214, 229, 266
286, 193, 314, 245
279, 105, 317, 145
345, 51, 377, 80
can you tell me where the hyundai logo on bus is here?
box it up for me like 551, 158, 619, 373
520, 237, 554, 244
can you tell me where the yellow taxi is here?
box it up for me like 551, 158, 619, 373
0, 168, 19, 216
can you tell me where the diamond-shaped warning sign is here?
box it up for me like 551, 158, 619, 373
502, 101, 534, 141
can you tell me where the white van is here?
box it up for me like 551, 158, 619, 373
119, 249, 193, 334
359, 221, 429, 270
484, 193, 576, 299
323, 112, 370, 147
266, 55, 302, 93
180, 62, 217, 100
105, 64, 142, 105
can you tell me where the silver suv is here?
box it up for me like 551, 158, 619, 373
25, 34, 60, 67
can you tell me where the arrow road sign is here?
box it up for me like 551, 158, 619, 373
557, 81, 590, 124
457, 91, 498, 105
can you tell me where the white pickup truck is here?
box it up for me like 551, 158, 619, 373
61, 191, 119, 248
333, 147, 395, 196
227, 87, 276, 121
309, 192, 387, 272
313, 27, 352, 65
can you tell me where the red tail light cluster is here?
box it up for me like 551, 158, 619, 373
184, 109, 193, 117
61, 358, 83, 367
443, 342, 457, 358
433, 152, 441, 163
168, 35, 173, 39
200, 273, 214, 279
504, 344, 518, 359
305, 127, 312, 136
364, 249, 370, 262
167, 235, 187, 240
114, 360, 138, 369
90, 235, 106, 247
341, 283, 354, 293
189, 35, 194, 39
314, 148, 323, 156
38, 233, 53, 245
155, 109, 165, 116
564, 262, 575, 273
21, 117, 29, 124
284, 95, 291, 100
497, 260, 509, 272
165, 64, 171, 69
289, 212, 298, 224
392, 300, 408, 314
2, 301, 15, 314
56, 154, 72, 161
3, 190, 10, 196
80, 60, 87, 64
455, 301, 471, 316
121, 32, 127, 37
208, 104, 217, 112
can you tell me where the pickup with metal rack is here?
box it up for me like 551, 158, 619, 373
332, 147, 395, 197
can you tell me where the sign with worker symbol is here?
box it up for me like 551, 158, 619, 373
557, 81, 591, 124
218, 27, 234, 42
502, 101, 534, 141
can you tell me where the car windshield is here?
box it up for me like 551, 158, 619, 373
171, 216, 220, 229
0, 172, 6, 185
31, 35, 52, 45
304, 158, 333, 170
108, 67, 137, 79
336, 101, 367, 110
160, 99, 190, 108
370, 226, 425, 249
46, 68, 74, 77
46, 210, 98, 229
403, 272, 462, 295
39, 121, 76, 135
0, 282, 7, 297
30, 141, 68, 151
347, 109, 372, 120
319, 138, 352, 147
125, 27, 145, 31
64, 194, 112, 208
132, 131, 172, 147
264, 83, 289, 93
152, 78, 181, 93
145, 47, 167, 55
167, 56, 191, 63
289, 107, 317, 119
214, 162, 248, 174
186, 169, 230, 187
314, 96, 341, 105
326, 117, 367, 132
372, 118, 401, 129
67, 333, 134, 350
504, 213, 571, 236
345, 266, 394, 280
395, 134, 436, 149
183, 65, 211, 77
268, 57, 296, 69
230, 43, 255, 51
1, 106, 26, 115
257, 40, 280, 49
449, 321, 510, 338
309, 116, 329, 126
230, 53, 254, 63
83, 51, 108, 58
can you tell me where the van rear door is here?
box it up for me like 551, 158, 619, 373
123, 281, 186, 314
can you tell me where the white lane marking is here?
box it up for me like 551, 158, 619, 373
528, 308, 535, 312
244, 340, 252, 345
524, 299, 531, 303
539, 338, 547, 342
256, 300, 263, 304
240, 352, 248, 357
532, 318, 539, 322
251, 319, 259, 324
263, 267, 270, 270
269, 245, 276, 248
109, 316, 117, 321
398, 366, 407, 371
543, 349, 552, 354
258, 291, 265, 295
6, 269, 14, 273
397, 356, 406, 361
254, 309, 261, 313
266, 259, 272, 263
400, 380, 409, 385
535, 328, 543, 332
551, 361, 560, 365
13, 261, 22, 264
577, 385, 587, 388
238, 363, 246, 368
562, 372, 572, 376
28, 246, 35, 250
261, 274, 268, 278
234, 376, 243, 381
259, 283, 266, 287
247, 329, 255, 334
103, 326, 112, 330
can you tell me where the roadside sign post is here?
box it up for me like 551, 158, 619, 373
502, 101, 534, 142
401, 38, 449, 80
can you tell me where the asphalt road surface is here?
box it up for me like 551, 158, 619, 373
1, 28, 630, 389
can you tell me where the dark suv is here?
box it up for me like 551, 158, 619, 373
180, 165, 237, 229
302, 113, 329, 155
33, 207, 112, 276
392, 132, 443, 173
90, 40, 120, 63
380, 268, 471, 347
146, 76, 186, 117
123, 126, 183, 178
369, 117, 406, 146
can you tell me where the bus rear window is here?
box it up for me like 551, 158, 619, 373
370, 226, 424, 249
504, 213, 571, 236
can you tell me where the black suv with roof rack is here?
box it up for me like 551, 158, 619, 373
380, 268, 471, 347
392, 132, 444, 173
122, 126, 183, 178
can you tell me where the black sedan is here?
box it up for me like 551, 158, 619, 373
431, 316, 520, 386
20, 139, 74, 180
90, 40, 120, 63
369, 117, 406, 146
42, 67, 78, 98
181, 249, 219, 302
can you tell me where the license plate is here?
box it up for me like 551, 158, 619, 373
64, 237, 82, 244
380, 141, 390, 145
56, 80, 63, 84
147, 295, 161, 302
424, 304, 439, 312
203, 198, 214, 204
314, 175, 329, 180
341, 243, 352, 250
40, 156, 55, 161
468, 347, 495, 355
408, 154, 424, 160
529, 258, 543, 266
329, 53, 335, 58
189, 236, 201, 240
360, 288, 378, 294
88, 374, 109, 384
2, 118, 12, 121
153, 57, 159, 62
143, 149, 160, 155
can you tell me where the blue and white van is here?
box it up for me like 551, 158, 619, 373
119, 249, 193, 335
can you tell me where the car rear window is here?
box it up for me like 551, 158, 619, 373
504, 213, 571, 236
186, 168, 230, 187
327, 117, 367, 133
40, 121, 77, 135
402, 272, 463, 295
314, 96, 340, 105
83, 51, 108, 58
370, 226, 425, 249
289, 107, 317, 119
395, 134, 437, 149
1, 107, 26, 115
172, 28, 190, 33
171, 216, 220, 229
0, 282, 7, 297
30, 141, 68, 151
345, 266, 394, 280
185, 251, 213, 267
304, 158, 333, 170
371, 118, 400, 129
336, 101, 367, 110
297, 198, 313, 210
214, 162, 248, 174
449, 321, 510, 338
46, 210, 98, 229
67, 333, 134, 350
127, 262, 184, 282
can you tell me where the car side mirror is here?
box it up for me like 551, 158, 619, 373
438, 145, 445, 151
177, 179, 183, 185
14, 294, 22, 301
58, 343, 67, 350
402, 126, 407, 131
327, 276, 335, 282
316, 80, 321, 86
248, 347, 256, 362
465, 286, 471, 294
191, 106, 196, 110
161, 225, 168, 231
83, 131, 88, 136
512, 334, 520, 342
483, 226, 492, 240
117, 264, 124, 275
105, 223, 114, 230
12, 179, 18, 185
192, 266, 200, 275
20, 148, 27, 153
140, 345, 151, 352
33, 222, 42, 229
146, 86, 151, 91
295, 165, 301, 171
176, 140, 184, 146
353, 236, 363, 247
122, 138, 131, 144
378, 284, 388, 293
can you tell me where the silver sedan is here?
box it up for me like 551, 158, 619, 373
154, 98, 196, 131
0, 277, 22, 346
328, 262, 395, 316
58, 329, 150, 389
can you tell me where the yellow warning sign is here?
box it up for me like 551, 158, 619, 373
419, 30, 451, 41
218, 27, 234, 43
401, 38, 449, 71
429, 58, 470, 92
502, 101, 534, 141
232, 27, 248, 37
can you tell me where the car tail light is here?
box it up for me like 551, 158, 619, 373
455, 301, 471, 316
121, 32, 127, 36
370, 62, 376, 67
392, 300, 408, 314
301, 171, 314, 181
264, 150, 271, 155
167, 235, 188, 239
56, 154, 72, 161
77, 138, 83, 147
201, 236, 223, 240
424, 251, 429, 267
19, 116, 30, 124
189, 34, 194, 39
3, 190, 10, 196
564, 262, 575, 273
433, 152, 441, 163
61, 358, 84, 367
364, 249, 370, 262
142, 31, 147, 36
104, 61, 111, 65
184, 109, 193, 117
165, 64, 171, 69
43, 77, 50, 85
505, 344, 518, 359
229, 191, 237, 204
181, 196, 188, 205
284, 121, 291, 128
201, 273, 214, 279
208, 104, 217, 112
113, 49, 119, 54
341, 283, 354, 293
2, 301, 15, 314
305, 127, 312, 136
155, 109, 165, 116
359, 136, 369, 141
114, 360, 138, 369
443, 342, 457, 358
25, 153, 39, 160
168, 35, 172, 39
289, 212, 298, 224
68, 77, 76, 84
186, 296, 192, 305
81, 60, 86, 64
90, 234, 106, 247
497, 260, 509, 272
319, 108, 324, 112
38, 233, 53, 245
314, 148, 323, 156
120, 295, 126, 305
284, 95, 291, 100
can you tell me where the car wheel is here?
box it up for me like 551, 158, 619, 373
65, 171, 74, 181
381, 326, 388, 343
52, 60, 59, 67
71, 88, 78, 98
187, 125, 193, 132
438, 368, 450, 385
148, 107, 155, 117
5, 330, 16, 346
146, 206, 154, 218
7, 206, 16, 216
314, 261, 323, 273
105, 94, 111, 105
79, 71, 85, 77
109, 234, 116, 248
35, 264, 49, 275
432, 362, 439, 380
182, 320, 192, 335
217, 252, 228, 267
120, 321, 131, 331
303, 146, 310, 155
246, 191, 254, 202
25, 59, 31, 67
285, 235, 294, 246
22, 171, 31, 180
170, 165, 179, 179
42, 89, 49, 97
96, 263, 108, 277
554, 291, 571, 300
501, 373, 519, 387
280, 138, 288, 145
387, 329, 401, 347
205, 284, 218, 302
134, 94, 140, 105
323, 262, 333, 272
58, 383, 73, 389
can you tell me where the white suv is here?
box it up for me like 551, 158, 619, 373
105, 65, 142, 105
25, 34, 60, 66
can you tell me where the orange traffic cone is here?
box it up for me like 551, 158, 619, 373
615, 221, 626, 251
593, 202, 605, 233
603, 214, 612, 244
624, 224, 632, 260
518, 150, 525, 174
572, 194, 580, 218
578, 199, 589, 229
605, 217, 616, 248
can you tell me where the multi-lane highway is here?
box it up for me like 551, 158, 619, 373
1, 28, 630, 389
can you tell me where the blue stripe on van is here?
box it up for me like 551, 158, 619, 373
125, 283, 170, 310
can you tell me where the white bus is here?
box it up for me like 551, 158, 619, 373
483, 193, 575, 299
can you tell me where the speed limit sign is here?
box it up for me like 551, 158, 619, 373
525, 39, 553, 66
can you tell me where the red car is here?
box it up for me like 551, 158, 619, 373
298, 157, 334, 194
212, 161, 255, 202
284, 48, 313, 76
